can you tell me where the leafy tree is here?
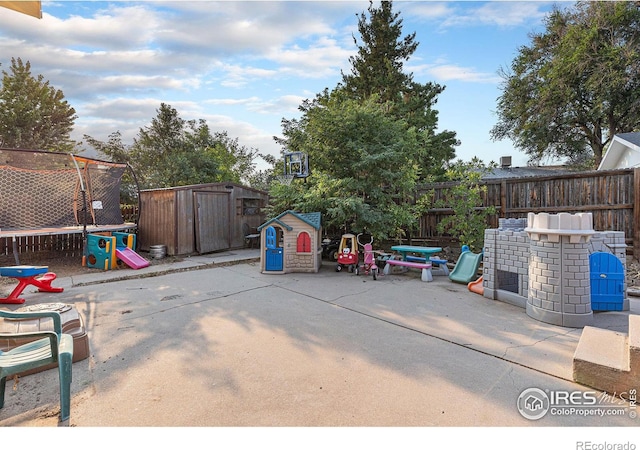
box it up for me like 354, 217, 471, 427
416, 158, 496, 253
83, 131, 131, 164
85, 103, 260, 191
83, 131, 138, 203
245, 153, 278, 192
271, 94, 419, 238
272, 0, 457, 239
341, 0, 458, 180
491, 1, 640, 168
0, 57, 77, 152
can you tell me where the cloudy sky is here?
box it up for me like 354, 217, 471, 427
0, 1, 554, 170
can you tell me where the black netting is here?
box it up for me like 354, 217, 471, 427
0, 166, 78, 227
0, 148, 127, 230
86, 163, 125, 225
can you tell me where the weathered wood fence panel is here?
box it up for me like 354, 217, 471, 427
416, 168, 639, 256
4, 170, 640, 258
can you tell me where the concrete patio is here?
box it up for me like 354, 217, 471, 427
0, 248, 638, 429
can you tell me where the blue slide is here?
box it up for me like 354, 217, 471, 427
449, 251, 483, 284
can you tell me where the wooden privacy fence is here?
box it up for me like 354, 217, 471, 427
416, 168, 640, 257
4, 169, 640, 258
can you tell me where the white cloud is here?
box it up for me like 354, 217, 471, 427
421, 63, 502, 84
1, 1, 550, 168
404, 1, 549, 30
247, 94, 307, 115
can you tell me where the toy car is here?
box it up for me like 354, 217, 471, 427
336, 233, 358, 272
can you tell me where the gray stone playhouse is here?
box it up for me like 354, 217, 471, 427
481, 212, 638, 394
482, 212, 628, 328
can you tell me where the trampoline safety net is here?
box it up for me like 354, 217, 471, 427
0, 148, 126, 229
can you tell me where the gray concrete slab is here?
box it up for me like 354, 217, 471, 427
0, 251, 638, 431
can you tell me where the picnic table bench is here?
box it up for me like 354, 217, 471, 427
383, 258, 433, 282
382, 245, 444, 282
405, 256, 450, 276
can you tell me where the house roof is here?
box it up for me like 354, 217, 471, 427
598, 132, 640, 170
617, 132, 640, 147
482, 166, 570, 179
258, 210, 322, 232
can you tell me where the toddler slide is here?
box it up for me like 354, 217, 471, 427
116, 247, 150, 269
449, 251, 482, 284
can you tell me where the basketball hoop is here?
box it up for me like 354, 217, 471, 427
275, 174, 294, 185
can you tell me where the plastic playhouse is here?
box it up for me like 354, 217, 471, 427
84, 232, 149, 270
480, 213, 628, 327
258, 211, 322, 274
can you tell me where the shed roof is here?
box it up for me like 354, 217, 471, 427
140, 182, 268, 195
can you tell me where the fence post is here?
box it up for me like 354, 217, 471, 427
501, 179, 507, 217
634, 168, 640, 261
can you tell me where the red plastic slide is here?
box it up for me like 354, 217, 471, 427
116, 247, 150, 269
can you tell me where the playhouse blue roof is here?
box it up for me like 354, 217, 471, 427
258, 210, 321, 231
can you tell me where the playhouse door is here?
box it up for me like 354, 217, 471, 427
590, 252, 624, 311
265, 226, 283, 271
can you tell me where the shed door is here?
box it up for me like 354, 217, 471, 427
265, 226, 283, 271
590, 252, 624, 311
194, 191, 230, 254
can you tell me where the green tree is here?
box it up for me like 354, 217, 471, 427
491, 1, 640, 168
341, 0, 458, 180
416, 158, 496, 253
0, 57, 77, 152
342, 0, 417, 103
83, 131, 138, 203
85, 103, 260, 190
271, 94, 419, 238
272, 1, 457, 239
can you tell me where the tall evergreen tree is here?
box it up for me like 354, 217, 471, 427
341, 0, 458, 180
342, 0, 417, 103
273, 1, 457, 238
0, 58, 77, 152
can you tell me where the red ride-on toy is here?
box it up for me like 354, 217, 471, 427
354, 233, 379, 280
336, 233, 358, 273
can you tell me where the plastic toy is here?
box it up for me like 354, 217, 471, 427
354, 233, 378, 280
0, 266, 64, 304
322, 236, 340, 261
449, 247, 483, 284
336, 233, 358, 272
468, 276, 484, 295
112, 231, 150, 269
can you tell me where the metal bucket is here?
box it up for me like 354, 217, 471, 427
149, 244, 167, 259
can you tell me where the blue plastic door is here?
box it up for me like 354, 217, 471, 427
590, 252, 624, 311
265, 226, 283, 271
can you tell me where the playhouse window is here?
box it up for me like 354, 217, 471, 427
296, 232, 311, 253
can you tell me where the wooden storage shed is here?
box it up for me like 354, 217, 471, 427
138, 182, 268, 256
